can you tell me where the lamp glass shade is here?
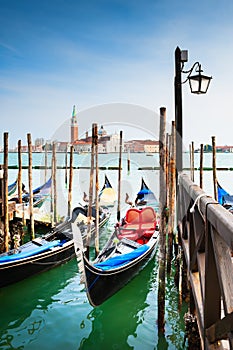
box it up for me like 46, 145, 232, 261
188, 73, 212, 94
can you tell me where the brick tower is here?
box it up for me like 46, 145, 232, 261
71, 105, 78, 142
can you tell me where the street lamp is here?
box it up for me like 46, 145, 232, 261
188, 63, 212, 94
174, 46, 212, 176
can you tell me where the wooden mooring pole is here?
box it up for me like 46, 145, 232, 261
17, 140, 22, 204
167, 120, 176, 274
18, 139, 26, 226
212, 136, 217, 200
67, 145, 73, 217
127, 148, 130, 173
27, 133, 35, 240
52, 142, 57, 224
86, 124, 95, 259
158, 107, 167, 334
94, 124, 99, 257
3, 132, 9, 252
65, 144, 68, 188
200, 144, 203, 189
117, 131, 123, 222
44, 142, 48, 184
190, 141, 194, 182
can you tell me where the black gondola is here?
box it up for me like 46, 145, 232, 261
8, 179, 18, 198
73, 206, 159, 306
0, 206, 110, 288
22, 177, 52, 208
98, 174, 117, 207
125, 177, 159, 212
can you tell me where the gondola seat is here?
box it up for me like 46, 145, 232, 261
118, 207, 157, 241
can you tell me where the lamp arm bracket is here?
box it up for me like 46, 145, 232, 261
181, 61, 202, 84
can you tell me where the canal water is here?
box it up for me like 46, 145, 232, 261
0, 152, 232, 349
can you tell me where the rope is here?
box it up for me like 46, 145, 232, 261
190, 193, 212, 220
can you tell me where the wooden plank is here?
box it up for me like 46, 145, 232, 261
211, 229, 233, 314
206, 312, 233, 344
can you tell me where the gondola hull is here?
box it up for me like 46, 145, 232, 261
0, 211, 110, 288
81, 237, 157, 306
0, 241, 75, 288
74, 205, 159, 306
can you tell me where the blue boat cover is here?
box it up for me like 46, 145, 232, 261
94, 244, 149, 271
217, 185, 229, 205
137, 188, 152, 195
0, 240, 61, 263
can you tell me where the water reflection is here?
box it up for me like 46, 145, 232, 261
79, 259, 158, 350
0, 259, 78, 349
0, 248, 188, 349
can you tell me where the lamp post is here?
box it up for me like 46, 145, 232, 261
174, 46, 212, 176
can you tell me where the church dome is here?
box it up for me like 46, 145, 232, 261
98, 125, 107, 136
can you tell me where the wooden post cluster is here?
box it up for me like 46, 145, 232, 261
158, 108, 177, 334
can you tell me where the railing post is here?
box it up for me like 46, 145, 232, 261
204, 220, 221, 330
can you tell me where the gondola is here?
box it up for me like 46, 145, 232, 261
217, 181, 233, 212
125, 177, 159, 211
22, 177, 52, 208
0, 205, 110, 288
98, 175, 117, 207
8, 179, 18, 198
73, 205, 159, 306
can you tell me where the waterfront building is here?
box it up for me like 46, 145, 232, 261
35, 138, 45, 147
124, 140, 159, 153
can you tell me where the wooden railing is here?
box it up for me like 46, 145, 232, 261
177, 172, 233, 350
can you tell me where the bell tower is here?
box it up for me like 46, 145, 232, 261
71, 105, 78, 142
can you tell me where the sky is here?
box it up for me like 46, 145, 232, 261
1, 0, 233, 149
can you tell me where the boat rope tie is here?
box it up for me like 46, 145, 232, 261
190, 193, 211, 220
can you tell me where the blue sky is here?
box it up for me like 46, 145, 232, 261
1, 0, 233, 148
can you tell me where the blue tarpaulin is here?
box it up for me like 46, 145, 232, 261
218, 185, 229, 205
0, 240, 61, 263
94, 244, 149, 271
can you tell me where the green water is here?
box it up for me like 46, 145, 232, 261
0, 251, 187, 350
0, 214, 188, 349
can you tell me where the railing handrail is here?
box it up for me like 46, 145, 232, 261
178, 172, 233, 350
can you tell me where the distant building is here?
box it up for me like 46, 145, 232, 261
100, 132, 123, 153
144, 140, 159, 153
73, 140, 91, 153
216, 145, 233, 153
98, 125, 107, 137
125, 140, 159, 153
56, 142, 69, 152
71, 129, 123, 153
124, 140, 144, 152
35, 138, 45, 147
